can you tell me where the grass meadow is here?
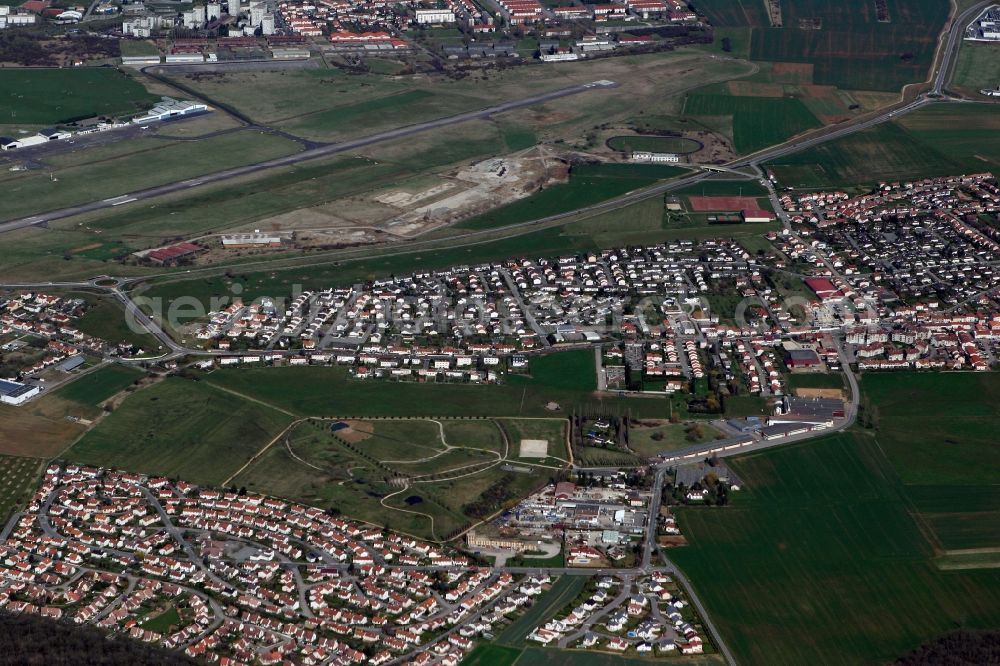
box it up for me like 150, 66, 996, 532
66, 377, 294, 486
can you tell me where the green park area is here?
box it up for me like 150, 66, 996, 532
671, 371, 1000, 665
232, 416, 548, 541
0, 68, 157, 125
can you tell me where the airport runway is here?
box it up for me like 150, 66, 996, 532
0, 81, 618, 234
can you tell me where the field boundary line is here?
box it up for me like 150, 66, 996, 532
204, 381, 298, 418
223, 417, 305, 486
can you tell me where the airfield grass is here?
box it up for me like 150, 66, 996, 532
672, 371, 1000, 664
53, 364, 144, 407
163, 53, 753, 143
66, 377, 294, 486
682, 92, 821, 154
495, 576, 587, 647
0, 130, 301, 222
951, 41, 1000, 98
456, 163, 686, 230
767, 103, 1000, 188
0, 68, 157, 125
0, 456, 45, 524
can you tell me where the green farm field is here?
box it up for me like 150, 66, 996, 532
699, 0, 949, 92
767, 103, 1000, 188
0, 68, 157, 124
66, 377, 294, 486
672, 430, 1000, 666
682, 92, 821, 154
672, 371, 1000, 664
54, 364, 144, 407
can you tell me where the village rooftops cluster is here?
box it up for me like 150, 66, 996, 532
194, 239, 769, 381
0, 292, 144, 383
527, 572, 705, 655
769, 173, 1000, 372
0, 463, 666, 665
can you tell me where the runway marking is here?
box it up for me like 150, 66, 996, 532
110, 198, 137, 206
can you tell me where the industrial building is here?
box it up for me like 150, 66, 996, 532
415, 8, 456, 23
221, 233, 284, 248
0, 379, 39, 406
632, 151, 680, 163
133, 98, 209, 124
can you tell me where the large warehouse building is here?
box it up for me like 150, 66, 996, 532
0, 379, 39, 406
133, 97, 209, 124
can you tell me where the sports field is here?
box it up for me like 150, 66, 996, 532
672, 371, 1000, 665
688, 195, 761, 211
606, 135, 702, 154
767, 103, 1000, 188
66, 377, 294, 486
0, 68, 157, 124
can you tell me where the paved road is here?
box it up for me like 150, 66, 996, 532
0, 81, 618, 235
